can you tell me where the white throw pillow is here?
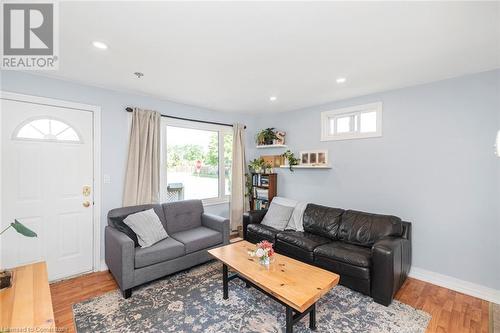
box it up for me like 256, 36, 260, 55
123, 209, 168, 248
271, 197, 307, 231
261, 199, 295, 231
287, 201, 308, 232
272, 196, 298, 208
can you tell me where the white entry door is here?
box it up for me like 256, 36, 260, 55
1, 96, 94, 281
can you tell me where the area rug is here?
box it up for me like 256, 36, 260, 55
73, 262, 431, 333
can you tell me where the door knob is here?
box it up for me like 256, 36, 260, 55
83, 201, 91, 208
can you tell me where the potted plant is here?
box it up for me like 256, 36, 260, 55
0, 220, 37, 290
281, 150, 299, 171
256, 128, 278, 146
264, 162, 273, 174
248, 158, 266, 173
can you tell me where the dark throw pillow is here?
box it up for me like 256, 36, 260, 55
109, 214, 141, 247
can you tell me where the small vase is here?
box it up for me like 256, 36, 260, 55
259, 257, 270, 266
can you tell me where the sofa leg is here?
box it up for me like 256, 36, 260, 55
122, 289, 132, 299
373, 296, 391, 306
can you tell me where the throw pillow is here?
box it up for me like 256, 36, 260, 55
123, 209, 169, 247
287, 201, 308, 232
109, 214, 142, 247
261, 200, 294, 231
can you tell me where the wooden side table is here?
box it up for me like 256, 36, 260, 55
0, 262, 55, 331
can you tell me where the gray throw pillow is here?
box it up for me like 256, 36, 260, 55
123, 208, 168, 247
261, 202, 294, 231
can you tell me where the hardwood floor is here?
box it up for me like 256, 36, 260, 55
50, 269, 490, 333
395, 277, 489, 333
50, 271, 117, 333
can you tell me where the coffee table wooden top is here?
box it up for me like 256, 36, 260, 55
208, 240, 340, 312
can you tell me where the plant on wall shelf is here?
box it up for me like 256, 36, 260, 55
281, 150, 299, 171
256, 128, 278, 146
248, 158, 273, 174
248, 158, 266, 173
1, 219, 37, 290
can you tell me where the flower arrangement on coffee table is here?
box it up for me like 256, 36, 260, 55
248, 240, 275, 266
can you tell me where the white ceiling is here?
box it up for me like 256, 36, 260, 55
40, 1, 500, 113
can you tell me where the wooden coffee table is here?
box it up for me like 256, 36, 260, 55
208, 241, 340, 333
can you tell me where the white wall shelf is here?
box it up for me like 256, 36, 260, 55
256, 144, 288, 149
279, 165, 332, 169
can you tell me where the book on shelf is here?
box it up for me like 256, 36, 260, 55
252, 174, 269, 187
255, 188, 269, 200
253, 199, 269, 210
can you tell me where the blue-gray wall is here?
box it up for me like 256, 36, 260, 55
2, 69, 499, 291
250, 70, 500, 290
0, 71, 255, 260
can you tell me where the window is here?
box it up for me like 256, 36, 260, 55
161, 118, 233, 205
321, 102, 382, 141
13, 117, 81, 143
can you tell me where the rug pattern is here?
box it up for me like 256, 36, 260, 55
73, 262, 430, 333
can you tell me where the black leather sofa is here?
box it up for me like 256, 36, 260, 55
243, 203, 411, 306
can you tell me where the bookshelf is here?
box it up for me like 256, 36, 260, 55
250, 173, 277, 210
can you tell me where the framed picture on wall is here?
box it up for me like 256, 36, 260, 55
301, 152, 309, 164
300, 150, 328, 165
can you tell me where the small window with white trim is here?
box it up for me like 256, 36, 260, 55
321, 102, 382, 141
13, 117, 82, 143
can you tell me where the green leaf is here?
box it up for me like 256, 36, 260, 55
11, 220, 37, 237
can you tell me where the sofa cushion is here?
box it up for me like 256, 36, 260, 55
163, 200, 204, 234
338, 210, 403, 247
314, 254, 371, 288
275, 231, 331, 263
108, 204, 165, 247
286, 201, 308, 232
124, 209, 169, 248
302, 204, 344, 239
109, 214, 141, 247
314, 242, 371, 268
134, 237, 185, 268
261, 200, 294, 231
171, 226, 222, 254
246, 224, 280, 244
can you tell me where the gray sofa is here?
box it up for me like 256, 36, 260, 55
105, 199, 230, 298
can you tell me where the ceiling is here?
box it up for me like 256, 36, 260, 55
39, 1, 500, 113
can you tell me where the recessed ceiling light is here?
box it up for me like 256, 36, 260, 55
92, 41, 108, 50
336, 77, 347, 84
269, 96, 277, 102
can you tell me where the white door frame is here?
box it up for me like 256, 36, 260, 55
0, 91, 102, 273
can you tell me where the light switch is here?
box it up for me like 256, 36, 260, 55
103, 174, 111, 184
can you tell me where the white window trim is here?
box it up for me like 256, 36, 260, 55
321, 102, 383, 141
160, 117, 232, 206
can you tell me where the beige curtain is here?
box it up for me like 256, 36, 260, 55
230, 124, 247, 231
123, 108, 161, 206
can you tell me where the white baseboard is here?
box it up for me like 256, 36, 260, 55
409, 266, 500, 304
100, 260, 108, 272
